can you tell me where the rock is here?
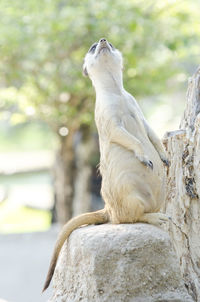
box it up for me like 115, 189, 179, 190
49, 223, 193, 302
162, 66, 200, 301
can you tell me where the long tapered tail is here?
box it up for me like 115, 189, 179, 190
42, 208, 108, 292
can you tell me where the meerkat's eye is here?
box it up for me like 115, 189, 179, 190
89, 43, 98, 53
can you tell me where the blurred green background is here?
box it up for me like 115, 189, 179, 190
0, 0, 200, 234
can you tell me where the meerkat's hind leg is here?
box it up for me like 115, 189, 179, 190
122, 193, 170, 225
117, 196, 145, 223
139, 212, 170, 226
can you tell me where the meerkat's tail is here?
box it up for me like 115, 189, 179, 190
42, 208, 108, 292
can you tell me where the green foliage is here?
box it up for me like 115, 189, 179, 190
0, 0, 199, 133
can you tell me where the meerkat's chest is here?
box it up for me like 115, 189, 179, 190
121, 110, 146, 137
95, 96, 146, 138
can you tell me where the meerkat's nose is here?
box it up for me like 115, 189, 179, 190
100, 38, 107, 43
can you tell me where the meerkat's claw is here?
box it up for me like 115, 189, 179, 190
136, 155, 154, 170
141, 213, 171, 225
143, 160, 153, 170
161, 157, 170, 167
158, 213, 171, 223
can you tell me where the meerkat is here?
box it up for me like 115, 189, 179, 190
43, 38, 169, 292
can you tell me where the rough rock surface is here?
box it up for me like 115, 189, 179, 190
49, 223, 192, 302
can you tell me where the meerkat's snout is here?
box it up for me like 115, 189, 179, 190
96, 38, 111, 54
83, 38, 123, 79
99, 38, 107, 45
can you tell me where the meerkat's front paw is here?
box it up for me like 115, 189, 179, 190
143, 159, 153, 170
160, 155, 170, 167
136, 154, 153, 170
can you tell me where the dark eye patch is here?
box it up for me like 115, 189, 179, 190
89, 43, 98, 53
109, 43, 115, 50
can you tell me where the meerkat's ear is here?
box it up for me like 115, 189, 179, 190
82, 62, 88, 77
83, 66, 88, 77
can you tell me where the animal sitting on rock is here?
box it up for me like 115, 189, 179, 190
43, 38, 169, 292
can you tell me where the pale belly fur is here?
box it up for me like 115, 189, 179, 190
98, 112, 165, 223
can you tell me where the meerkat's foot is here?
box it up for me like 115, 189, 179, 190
140, 213, 170, 226
136, 154, 153, 170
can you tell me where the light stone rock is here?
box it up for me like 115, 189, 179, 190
49, 223, 193, 302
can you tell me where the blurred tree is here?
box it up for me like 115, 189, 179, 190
0, 0, 199, 223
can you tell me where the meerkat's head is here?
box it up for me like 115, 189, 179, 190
83, 38, 123, 87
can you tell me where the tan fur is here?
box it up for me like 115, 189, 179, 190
96, 91, 166, 224
43, 38, 168, 291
